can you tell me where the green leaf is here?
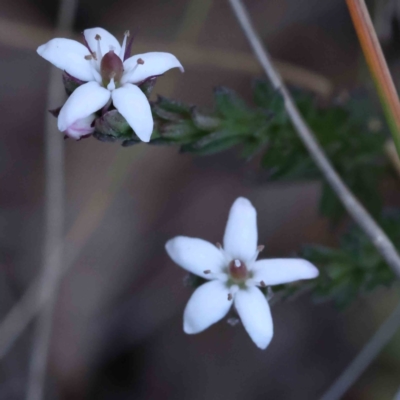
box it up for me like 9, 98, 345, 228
156, 95, 191, 115
95, 110, 133, 139
62, 71, 85, 95
159, 121, 200, 141
191, 107, 221, 131
152, 105, 182, 122
241, 136, 268, 160
252, 79, 286, 123
185, 129, 244, 149
319, 183, 344, 222
139, 77, 157, 98
214, 86, 250, 120
181, 136, 244, 155
92, 132, 118, 143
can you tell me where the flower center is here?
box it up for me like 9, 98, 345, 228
100, 50, 123, 89
228, 259, 248, 282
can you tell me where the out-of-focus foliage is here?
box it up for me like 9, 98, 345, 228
150, 86, 273, 157
275, 211, 399, 308
308, 214, 397, 308
149, 80, 390, 222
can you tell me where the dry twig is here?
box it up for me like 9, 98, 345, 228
346, 0, 400, 155
25, 1, 79, 398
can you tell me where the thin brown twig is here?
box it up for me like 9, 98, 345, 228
385, 140, 400, 179
228, 0, 400, 277
346, 0, 400, 155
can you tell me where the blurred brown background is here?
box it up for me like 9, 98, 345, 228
1, 0, 400, 399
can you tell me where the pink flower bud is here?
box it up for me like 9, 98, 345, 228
64, 114, 96, 140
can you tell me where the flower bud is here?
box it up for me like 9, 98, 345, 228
139, 76, 158, 98
94, 110, 131, 138
63, 114, 96, 140
62, 71, 85, 95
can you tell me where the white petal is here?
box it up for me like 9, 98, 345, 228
183, 280, 231, 334
252, 259, 319, 286
64, 114, 96, 140
122, 52, 184, 84
112, 84, 153, 142
58, 81, 110, 132
165, 236, 226, 279
84, 27, 121, 58
37, 38, 93, 82
223, 197, 258, 262
234, 287, 273, 349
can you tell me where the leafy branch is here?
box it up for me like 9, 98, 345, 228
90, 77, 399, 307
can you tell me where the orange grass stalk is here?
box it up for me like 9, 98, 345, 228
346, 0, 400, 156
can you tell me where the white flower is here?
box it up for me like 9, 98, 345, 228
165, 197, 319, 349
37, 27, 184, 141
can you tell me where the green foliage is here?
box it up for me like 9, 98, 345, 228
258, 86, 388, 221
152, 80, 389, 220
85, 77, 399, 307
95, 110, 132, 140
152, 87, 273, 157
275, 211, 399, 308
150, 81, 400, 306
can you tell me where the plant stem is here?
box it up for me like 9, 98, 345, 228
25, 1, 78, 399
0, 146, 140, 361
320, 300, 400, 400
228, 0, 400, 277
346, 0, 400, 157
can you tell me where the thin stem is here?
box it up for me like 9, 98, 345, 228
228, 0, 400, 278
25, 0, 78, 399
385, 140, 400, 179
346, 0, 400, 157
0, 138, 135, 359
0, 245, 75, 361
320, 300, 400, 400
0, 145, 139, 361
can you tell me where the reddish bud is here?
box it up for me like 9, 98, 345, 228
100, 50, 123, 86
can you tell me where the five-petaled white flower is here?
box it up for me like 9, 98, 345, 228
166, 197, 319, 349
37, 27, 184, 141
